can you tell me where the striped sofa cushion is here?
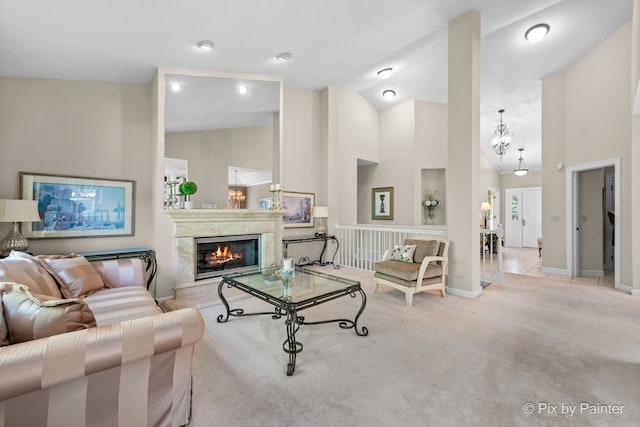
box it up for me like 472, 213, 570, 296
84, 286, 161, 326
0, 308, 204, 427
90, 258, 146, 288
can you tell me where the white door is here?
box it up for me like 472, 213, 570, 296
522, 189, 541, 248
505, 187, 541, 248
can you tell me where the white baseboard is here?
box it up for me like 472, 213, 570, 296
627, 286, 639, 296
541, 266, 569, 276
446, 286, 482, 299
579, 269, 604, 277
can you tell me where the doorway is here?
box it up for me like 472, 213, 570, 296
504, 187, 541, 248
566, 159, 620, 288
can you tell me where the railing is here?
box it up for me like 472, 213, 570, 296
335, 223, 503, 288
480, 227, 503, 285
335, 224, 447, 271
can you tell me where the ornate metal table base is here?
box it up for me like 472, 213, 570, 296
217, 274, 368, 376
282, 235, 341, 269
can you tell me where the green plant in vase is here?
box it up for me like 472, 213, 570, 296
179, 181, 198, 209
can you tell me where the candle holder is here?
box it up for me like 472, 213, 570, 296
281, 257, 295, 278
165, 180, 179, 209
270, 187, 282, 210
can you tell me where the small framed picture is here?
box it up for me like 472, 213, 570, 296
281, 191, 314, 228
372, 187, 394, 220
20, 172, 135, 239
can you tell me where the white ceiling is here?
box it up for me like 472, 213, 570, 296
0, 0, 633, 174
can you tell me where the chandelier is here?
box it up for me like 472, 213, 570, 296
492, 109, 512, 161
228, 170, 247, 209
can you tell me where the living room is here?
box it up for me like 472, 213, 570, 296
1, 1, 640, 426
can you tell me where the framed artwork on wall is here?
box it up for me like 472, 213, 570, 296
281, 191, 314, 228
372, 186, 394, 220
20, 172, 135, 239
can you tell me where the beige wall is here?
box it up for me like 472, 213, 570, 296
165, 125, 273, 208
357, 99, 450, 226
0, 77, 153, 256
330, 88, 380, 226
632, 0, 640, 292
542, 22, 632, 284
281, 89, 323, 236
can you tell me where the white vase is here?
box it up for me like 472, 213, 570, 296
184, 201, 194, 209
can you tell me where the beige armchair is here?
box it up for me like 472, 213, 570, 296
374, 238, 449, 306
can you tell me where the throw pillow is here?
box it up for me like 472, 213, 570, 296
91, 258, 145, 288
389, 244, 417, 263
38, 254, 105, 298
406, 239, 440, 263
0, 251, 62, 298
0, 282, 96, 344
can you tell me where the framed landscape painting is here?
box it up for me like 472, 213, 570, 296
281, 191, 314, 228
20, 172, 135, 239
372, 186, 394, 220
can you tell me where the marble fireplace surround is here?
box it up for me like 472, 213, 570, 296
165, 209, 283, 286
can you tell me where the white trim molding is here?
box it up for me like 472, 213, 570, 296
579, 270, 604, 277
565, 158, 621, 288
446, 285, 483, 299
541, 267, 569, 276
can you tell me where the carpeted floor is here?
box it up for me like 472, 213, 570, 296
187, 268, 640, 427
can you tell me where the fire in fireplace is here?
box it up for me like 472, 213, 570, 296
195, 234, 260, 280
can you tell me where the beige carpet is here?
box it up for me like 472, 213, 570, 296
187, 269, 640, 427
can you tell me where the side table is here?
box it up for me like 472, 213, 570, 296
282, 235, 340, 269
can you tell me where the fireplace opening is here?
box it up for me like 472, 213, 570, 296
195, 235, 260, 280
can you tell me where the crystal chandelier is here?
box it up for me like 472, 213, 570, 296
228, 170, 247, 209
492, 109, 512, 161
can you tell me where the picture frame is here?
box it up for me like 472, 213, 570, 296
258, 198, 273, 210
372, 186, 394, 220
20, 172, 135, 239
281, 191, 314, 228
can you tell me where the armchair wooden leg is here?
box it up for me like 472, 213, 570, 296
405, 292, 413, 307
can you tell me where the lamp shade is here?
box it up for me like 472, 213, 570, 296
0, 199, 41, 222
480, 202, 491, 212
312, 206, 329, 218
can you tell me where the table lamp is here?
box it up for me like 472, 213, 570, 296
480, 202, 492, 229
312, 206, 329, 237
0, 199, 41, 256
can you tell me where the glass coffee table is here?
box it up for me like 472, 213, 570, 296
217, 267, 368, 376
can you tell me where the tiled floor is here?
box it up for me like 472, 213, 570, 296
501, 246, 615, 288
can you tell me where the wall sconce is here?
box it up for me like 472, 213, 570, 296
312, 206, 329, 237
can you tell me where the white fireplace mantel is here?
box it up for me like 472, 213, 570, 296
165, 209, 283, 285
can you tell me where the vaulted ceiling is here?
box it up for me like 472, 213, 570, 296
0, 0, 633, 174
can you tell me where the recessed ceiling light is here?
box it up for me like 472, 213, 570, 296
525, 24, 550, 43
275, 52, 292, 62
382, 89, 396, 100
238, 85, 248, 95
377, 68, 393, 80
196, 40, 215, 50
171, 83, 181, 92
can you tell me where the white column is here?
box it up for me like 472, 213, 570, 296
446, 11, 482, 297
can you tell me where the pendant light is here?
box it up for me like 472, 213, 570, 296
514, 148, 529, 176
